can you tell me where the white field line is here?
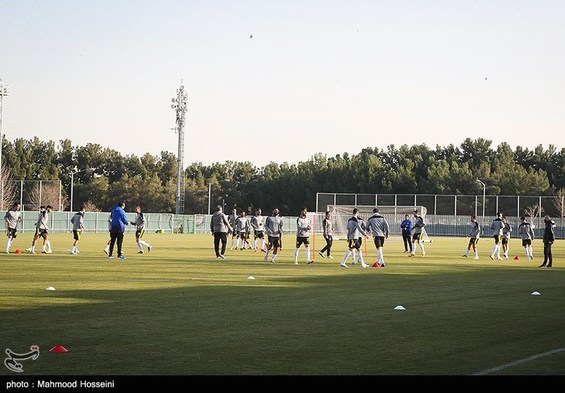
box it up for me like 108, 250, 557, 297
472, 347, 565, 375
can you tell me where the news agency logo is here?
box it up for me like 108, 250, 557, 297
4, 345, 40, 373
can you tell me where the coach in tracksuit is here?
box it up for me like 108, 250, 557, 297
109, 202, 129, 259
210, 205, 233, 259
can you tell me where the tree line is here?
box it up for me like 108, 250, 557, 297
1, 136, 563, 215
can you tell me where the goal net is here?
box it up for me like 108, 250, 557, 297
326, 205, 430, 241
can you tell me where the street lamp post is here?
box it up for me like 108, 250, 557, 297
70, 172, 75, 212
0, 79, 9, 210
476, 179, 486, 223
70, 169, 89, 212
208, 183, 212, 215
222, 195, 228, 212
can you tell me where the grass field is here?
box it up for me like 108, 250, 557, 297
1, 231, 564, 378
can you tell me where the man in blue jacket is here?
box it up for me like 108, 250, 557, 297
109, 202, 129, 259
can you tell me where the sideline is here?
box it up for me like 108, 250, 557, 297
472, 347, 565, 375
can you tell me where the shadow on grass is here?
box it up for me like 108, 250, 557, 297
2, 266, 564, 377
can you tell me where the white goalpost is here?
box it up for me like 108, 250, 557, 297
324, 204, 431, 242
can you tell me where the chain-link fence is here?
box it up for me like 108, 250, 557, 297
1, 179, 64, 212
316, 192, 565, 218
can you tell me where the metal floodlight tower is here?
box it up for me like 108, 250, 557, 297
171, 82, 188, 215
0, 79, 10, 210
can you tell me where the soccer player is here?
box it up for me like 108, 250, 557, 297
318, 211, 334, 258
409, 209, 426, 257
27, 205, 53, 254
462, 215, 480, 259
340, 208, 369, 268
489, 212, 505, 260
540, 215, 555, 268
501, 215, 512, 259
103, 213, 112, 255
210, 205, 233, 259
70, 205, 85, 255
228, 208, 239, 250
264, 207, 283, 263
131, 205, 152, 254
250, 208, 266, 252
518, 216, 535, 260
400, 214, 412, 253
366, 208, 390, 267
4, 202, 22, 254
235, 211, 252, 250
294, 207, 312, 265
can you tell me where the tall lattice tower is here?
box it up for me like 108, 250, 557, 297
171, 82, 188, 214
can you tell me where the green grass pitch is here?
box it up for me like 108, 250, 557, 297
1, 232, 564, 376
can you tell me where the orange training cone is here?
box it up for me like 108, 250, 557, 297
49, 345, 68, 353
14, 249, 22, 254
514, 256, 520, 260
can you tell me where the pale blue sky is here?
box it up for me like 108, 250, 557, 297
1, 0, 564, 166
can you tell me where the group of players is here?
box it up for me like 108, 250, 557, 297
463, 212, 556, 268
5, 202, 556, 268
3, 202, 152, 258
210, 206, 271, 260
210, 205, 428, 268
4, 203, 55, 254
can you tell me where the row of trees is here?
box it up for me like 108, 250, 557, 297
1, 136, 564, 215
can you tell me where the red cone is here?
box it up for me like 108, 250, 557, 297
514, 256, 520, 260
372, 262, 380, 268
49, 345, 68, 353
14, 249, 21, 254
